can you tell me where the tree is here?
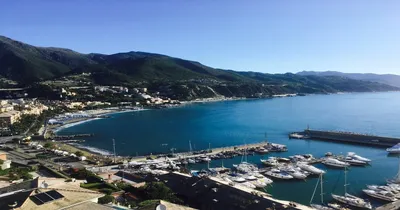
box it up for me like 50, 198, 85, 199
98, 195, 115, 204
143, 182, 182, 204
44, 142, 55, 149
75, 151, 84, 157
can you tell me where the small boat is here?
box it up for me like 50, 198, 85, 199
325, 152, 333, 157
362, 189, 397, 202
297, 162, 326, 175
322, 158, 350, 168
277, 157, 291, 162
347, 152, 371, 162
187, 158, 196, 164
238, 181, 256, 189
233, 177, 246, 183
344, 157, 367, 166
265, 169, 293, 180
255, 148, 269, 154
387, 143, 400, 154
245, 175, 258, 181
260, 157, 278, 167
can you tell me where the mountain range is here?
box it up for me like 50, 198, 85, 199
297, 71, 400, 88
0, 35, 398, 100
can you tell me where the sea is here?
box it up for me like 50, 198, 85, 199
57, 91, 400, 207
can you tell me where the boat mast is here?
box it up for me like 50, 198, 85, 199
320, 174, 324, 203
310, 174, 321, 204
344, 166, 348, 195
396, 158, 400, 182
189, 140, 192, 153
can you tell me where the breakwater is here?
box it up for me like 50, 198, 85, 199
291, 129, 400, 147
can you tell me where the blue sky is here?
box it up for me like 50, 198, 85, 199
1, 1, 400, 74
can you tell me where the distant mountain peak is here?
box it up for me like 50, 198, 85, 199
297, 71, 400, 87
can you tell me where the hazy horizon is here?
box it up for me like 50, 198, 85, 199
1, 1, 400, 74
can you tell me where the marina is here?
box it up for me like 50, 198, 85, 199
59, 92, 400, 208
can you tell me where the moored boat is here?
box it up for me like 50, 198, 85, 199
386, 143, 400, 154
265, 169, 293, 180
362, 189, 397, 202
344, 157, 367, 166
331, 193, 372, 209
347, 152, 371, 162
297, 162, 326, 175
322, 158, 350, 168
260, 157, 278, 167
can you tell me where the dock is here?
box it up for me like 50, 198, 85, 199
376, 200, 400, 210
130, 141, 283, 162
290, 129, 400, 147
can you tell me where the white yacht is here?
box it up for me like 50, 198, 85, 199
233, 177, 246, 183
347, 152, 371, 162
386, 143, 400, 154
367, 185, 399, 194
331, 193, 372, 209
244, 175, 257, 181
297, 162, 326, 175
344, 157, 368, 166
265, 169, 293, 180
322, 158, 350, 168
260, 157, 278, 167
187, 158, 196, 164
281, 166, 308, 179
362, 189, 397, 202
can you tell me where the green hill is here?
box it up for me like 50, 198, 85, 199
0, 35, 398, 99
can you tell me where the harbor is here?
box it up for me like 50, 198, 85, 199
85, 137, 400, 210
57, 92, 400, 209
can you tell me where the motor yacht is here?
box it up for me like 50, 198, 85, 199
362, 189, 397, 202
322, 158, 350, 168
265, 169, 293, 180
347, 152, 371, 162
260, 157, 279, 167
297, 162, 326, 175
331, 193, 372, 209
344, 157, 368, 166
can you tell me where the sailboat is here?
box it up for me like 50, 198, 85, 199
233, 146, 259, 174
310, 174, 335, 210
331, 167, 372, 209
387, 159, 400, 184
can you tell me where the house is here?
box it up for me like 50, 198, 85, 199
0, 111, 21, 125
0, 152, 11, 170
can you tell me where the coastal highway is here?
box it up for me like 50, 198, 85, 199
0, 135, 23, 144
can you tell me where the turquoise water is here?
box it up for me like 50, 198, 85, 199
58, 92, 400, 206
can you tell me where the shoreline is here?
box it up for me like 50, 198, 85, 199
52, 108, 149, 134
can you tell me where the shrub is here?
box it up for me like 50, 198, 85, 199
98, 195, 115, 204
